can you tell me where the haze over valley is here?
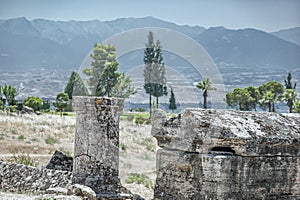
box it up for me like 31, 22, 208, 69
0, 16, 299, 106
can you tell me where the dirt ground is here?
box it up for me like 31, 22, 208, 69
0, 111, 157, 200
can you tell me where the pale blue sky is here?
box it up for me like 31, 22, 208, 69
0, 0, 299, 32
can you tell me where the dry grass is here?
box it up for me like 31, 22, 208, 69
0, 111, 157, 200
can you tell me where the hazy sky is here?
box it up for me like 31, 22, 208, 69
0, 0, 299, 32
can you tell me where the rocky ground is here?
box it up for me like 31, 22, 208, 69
0, 111, 157, 200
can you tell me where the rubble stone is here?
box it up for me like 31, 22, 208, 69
0, 161, 72, 193
67, 184, 97, 200
46, 150, 73, 172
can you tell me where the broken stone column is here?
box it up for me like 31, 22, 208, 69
72, 96, 124, 195
152, 109, 300, 200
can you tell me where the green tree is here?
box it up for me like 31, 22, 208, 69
111, 73, 136, 98
24, 96, 43, 112
293, 100, 300, 113
282, 89, 297, 113
83, 44, 135, 98
144, 32, 168, 115
53, 92, 69, 116
95, 61, 121, 97
196, 77, 216, 109
0, 87, 2, 110
225, 92, 236, 109
284, 72, 296, 89
168, 87, 177, 112
260, 91, 276, 112
245, 86, 260, 111
151, 40, 167, 108
144, 32, 155, 116
258, 81, 284, 112
64, 71, 88, 99
42, 100, 51, 111
83, 44, 116, 94
0, 98, 4, 110
226, 88, 255, 111
1, 84, 17, 106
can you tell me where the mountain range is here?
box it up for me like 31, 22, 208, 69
0, 16, 299, 104
272, 27, 300, 46
0, 16, 299, 72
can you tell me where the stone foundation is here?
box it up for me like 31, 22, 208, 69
152, 109, 300, 200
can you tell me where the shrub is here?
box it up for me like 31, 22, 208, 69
45, 137, 59, 145
120, 115, 128, 121
130, 107, 146, 112
141, 138, 155, 152
125, 173, 154, 189
23, 96, 43, 112
123, 163, 133, 168
0, 100, 4, 110
137, 108, 146, 112
18, 135, 25, 140
59, 147, 71, 156
134, 115, 151, 125
8, 105, 17, 112
120, 143, 127, 151
9, 154, 37, 167
140, 153, 154, 161
121, 113, 151, 124
31, 138, 39, 142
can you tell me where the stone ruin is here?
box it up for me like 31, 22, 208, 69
0, 96, 143, 200
1, 96, 299, 200
72, 96, 137, 199
0, 161, 72, 194
151, 108, 300, 200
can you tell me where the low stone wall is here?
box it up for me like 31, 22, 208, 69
0, 161, 72, 193
152, 109, 300, 200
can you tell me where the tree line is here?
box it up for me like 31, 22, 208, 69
225, 73, 299, 113
0, 84, 70, 115
1, 32, 298, 115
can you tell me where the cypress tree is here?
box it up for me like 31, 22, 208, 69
169, 87, 177, 112
64, 71, 88, 99
144, 32, 167, 116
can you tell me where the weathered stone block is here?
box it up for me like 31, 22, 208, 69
152, 109, 300, 200
46, 150, 73, 172
72, 96, 124, 195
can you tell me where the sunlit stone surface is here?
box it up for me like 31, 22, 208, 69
152, 109, 300, 200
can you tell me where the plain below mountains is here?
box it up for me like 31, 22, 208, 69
0, 16, 300, 72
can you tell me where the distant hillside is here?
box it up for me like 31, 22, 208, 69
105, 16, 206, 38
0, 17, 299, 72
0, 17, 205, 71
198, 27, 300, 69
271, 27, 300, 46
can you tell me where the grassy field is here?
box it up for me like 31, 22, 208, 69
0, 111, 157, 199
